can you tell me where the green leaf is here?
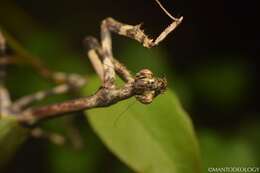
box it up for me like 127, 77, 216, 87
84, 77, 202, 173
0, 117, 28, 168
199, 130, 258, 169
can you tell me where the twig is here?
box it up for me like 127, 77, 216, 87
0, 29, 86, 85
11, 73, 86, 112
0, 30, 87, 115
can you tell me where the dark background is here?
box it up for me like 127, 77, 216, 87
0, 0, 259, 172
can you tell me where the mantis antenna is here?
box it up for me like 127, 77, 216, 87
154, 0, 179, 21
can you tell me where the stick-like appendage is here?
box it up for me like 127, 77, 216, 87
84, 36, 134, 83
101, 17, 182, 48
154, 0, 179, 21
84, 37, 104, 81
112, 58, 134, 83
101, 20, 116, 88
12, 74, 86, 112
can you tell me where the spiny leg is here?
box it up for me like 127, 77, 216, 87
101, 16, 183, 48
0, 31, 12, 116
96, 16, 182, 83
99, 16, 174, 103
86, 14, 181, 85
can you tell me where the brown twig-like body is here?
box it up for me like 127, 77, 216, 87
1, 15, 182, 125
18, 71, 167, 124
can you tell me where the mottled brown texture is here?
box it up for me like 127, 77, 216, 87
102, 17, 183, 48
1, 15, 182, 125
18, 71, 166, 124
16, 16, 182, 124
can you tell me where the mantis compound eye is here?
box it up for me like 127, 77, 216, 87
134, 69, 167, 104
135, 69, 153, 79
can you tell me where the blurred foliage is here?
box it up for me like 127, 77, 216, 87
0, 117, 28, 168
200, 130, 257, 167
47, 121, 109, 173
199, 123, 260, 173
187, 59, 251, 108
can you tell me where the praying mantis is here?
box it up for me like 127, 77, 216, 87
0, 0, 182, 126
